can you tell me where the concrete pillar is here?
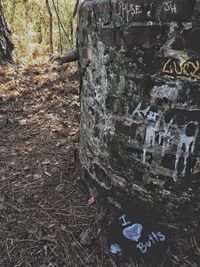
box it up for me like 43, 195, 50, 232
78, 0, 200, 222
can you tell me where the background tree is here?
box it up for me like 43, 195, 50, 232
0, 0, 13, 63
2, 0, 76, 63
45, 0, 54, 53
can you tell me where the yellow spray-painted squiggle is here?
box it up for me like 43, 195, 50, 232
162, 58, 200, 79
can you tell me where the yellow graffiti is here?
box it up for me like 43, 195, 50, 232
162, 58, 200, 79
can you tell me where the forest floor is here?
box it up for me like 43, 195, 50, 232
0, 63, 199, 267
0, 63, 116, 267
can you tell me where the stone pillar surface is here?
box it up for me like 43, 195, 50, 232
78, 0, 200, 222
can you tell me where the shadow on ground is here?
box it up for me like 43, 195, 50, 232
0, 63, 112, 267
0, 63, 199, 267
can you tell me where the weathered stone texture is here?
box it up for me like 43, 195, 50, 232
79, 0, 200, 223
0, 2, 13, 63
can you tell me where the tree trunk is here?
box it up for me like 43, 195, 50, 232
56, 0, 63, 54
23, 0, 29, 35
52, 0, 72, 48
45, 0, 53, 53
10, 0, 16, 25
78, 0, 200, 232
0, 0, 13, 63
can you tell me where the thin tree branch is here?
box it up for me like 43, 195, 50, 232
51, 0, 72, 48
56, 0, 63, 54
45, 0, 54, 53
73, 0, 79, 19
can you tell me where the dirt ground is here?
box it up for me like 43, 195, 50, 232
0, 63, 200, 267
0, 63, 114, 267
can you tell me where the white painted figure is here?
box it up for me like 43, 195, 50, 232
158, 119, 174, 157
144, 113, 160, 164
145, 125, 156, 146
174, 122, 199, 179
132, 103, 160, 164
132, 102, 199, 176
143, 124, 157, 164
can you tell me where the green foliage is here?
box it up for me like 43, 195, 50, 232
2, 0, 76, 63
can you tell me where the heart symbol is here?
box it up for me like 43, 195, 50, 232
123, 223, 143, 242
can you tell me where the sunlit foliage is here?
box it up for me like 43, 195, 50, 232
2, 0, 76, 63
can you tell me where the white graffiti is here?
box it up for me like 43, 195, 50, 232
118, 2, 142, 23
132, 103, 160, 164
163, 1, 177, 14
132, 102, 199, 177
145, 125, 156, 146
151, 85, 179, 102
174, 122, 199, 179
158, 119, 174, 157
143, 112, 160, 164
132, 103, 159, 122
118, 214, 131, 227
132, 103, 150, 119
147, 111, 159, 122
143, 124, 157, 164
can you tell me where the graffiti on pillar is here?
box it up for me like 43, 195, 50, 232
109, 244, 122, 254
126, 79, 137, 95
118, 214, 166, 254
123, 223, 143, 242
162, 1, 177, 14
143, 124, 156, 164
132, 103, 150, 118
117, 2, 142, 23
162, 58, 200, 79
131, 102, 200, 178
174, 122, 199, 178
132, 103, 159, 163
158, 119, 174, 157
